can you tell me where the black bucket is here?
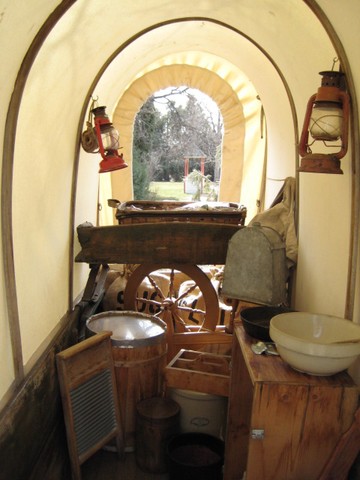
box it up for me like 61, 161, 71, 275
167, 432, 224, 480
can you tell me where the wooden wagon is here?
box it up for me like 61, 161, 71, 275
75, 201, 246, 358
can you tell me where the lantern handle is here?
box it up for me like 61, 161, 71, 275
337, 90, 350, 159
85, 96, 99, 127
331, 57, 339, 71
299, 93, 317, 157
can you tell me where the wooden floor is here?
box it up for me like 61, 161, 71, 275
75, 439, 360, 480
82, 449, 169, 480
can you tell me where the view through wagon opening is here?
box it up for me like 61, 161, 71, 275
132, 86, 224, 202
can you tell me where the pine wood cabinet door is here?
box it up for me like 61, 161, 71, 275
224, 325, 359, 480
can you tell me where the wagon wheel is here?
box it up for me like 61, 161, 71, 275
123, 263, 220, 333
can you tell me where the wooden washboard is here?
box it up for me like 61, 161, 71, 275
56, 331, 123, 480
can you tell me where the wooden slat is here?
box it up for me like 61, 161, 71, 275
75, 222, 241, 265
165, 349, 230, 397
223, 332, 250, 479
319, 407, 360, 480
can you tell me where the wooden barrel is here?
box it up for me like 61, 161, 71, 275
86, 311, 167, 451
136, 397, 180, 473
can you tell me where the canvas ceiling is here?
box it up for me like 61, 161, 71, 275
73, 1, 336, 225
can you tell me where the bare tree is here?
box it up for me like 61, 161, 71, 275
133, 88, 223, 197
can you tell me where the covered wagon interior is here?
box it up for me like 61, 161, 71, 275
1, 1, 360, 479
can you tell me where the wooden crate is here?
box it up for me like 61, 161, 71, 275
165, 349, 231, 397
115, 200, 247, 226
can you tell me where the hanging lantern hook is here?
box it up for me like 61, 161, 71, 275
331, 57, 339, 71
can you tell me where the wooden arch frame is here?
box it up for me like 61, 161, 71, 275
111, 64, 248, 203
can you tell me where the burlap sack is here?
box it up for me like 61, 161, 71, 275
178, 280, 205, 327
102, 264, 138, 311
102, 274, 129, 311
248, 176, 297, 267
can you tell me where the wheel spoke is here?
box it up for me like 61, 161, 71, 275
177, 304, 206, 316
135, 297, 163, 308
147, 274, 166, 300
171, 310, 188, 332
168, 269, 176, 298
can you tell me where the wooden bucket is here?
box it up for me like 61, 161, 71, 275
136, 397, 180, 473
86, 311, 167, 451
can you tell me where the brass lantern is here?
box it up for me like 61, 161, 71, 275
298, 70, 350, 174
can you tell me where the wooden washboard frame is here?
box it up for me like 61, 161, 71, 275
56, 331, 123, 480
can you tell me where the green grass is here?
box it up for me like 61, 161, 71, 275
149, 181, 194, 201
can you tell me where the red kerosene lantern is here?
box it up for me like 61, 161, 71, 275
298, 70, 350, 174
82, 103, 128, 173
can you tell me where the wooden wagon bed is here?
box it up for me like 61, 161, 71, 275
76, 200, 245, 265
115, 200, 247, 226
75, 222, 242, 265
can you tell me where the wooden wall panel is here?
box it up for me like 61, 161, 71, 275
0, 309, 79, 480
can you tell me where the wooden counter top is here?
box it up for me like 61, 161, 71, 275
234, 323, 357, 387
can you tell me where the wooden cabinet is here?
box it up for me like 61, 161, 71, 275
224, 325, 359, 480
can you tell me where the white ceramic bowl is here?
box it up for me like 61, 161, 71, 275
269, 312, 360, 375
